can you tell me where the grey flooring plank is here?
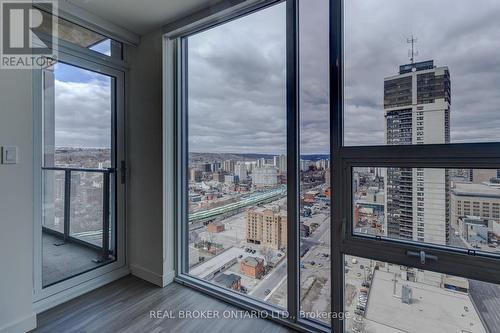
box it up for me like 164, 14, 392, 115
33, 275, 297, 333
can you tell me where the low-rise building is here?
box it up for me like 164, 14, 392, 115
450, 182, 500, 228
213, 273, 241, 291
458, 216, 489, 244
240, 257, 265, 279
207, 222, 225, 233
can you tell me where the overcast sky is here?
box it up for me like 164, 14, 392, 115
54, 63, 111, 148
56, 0, 500, 152
344, 0, 500, 145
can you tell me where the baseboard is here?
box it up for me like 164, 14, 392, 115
130, 265, 175, 287
130, 264, 164, 287
33, 266, 130, 314
0, 312, 36, 333
162, 270, 176, 287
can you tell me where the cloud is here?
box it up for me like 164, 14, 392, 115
344, 0, 500, 145
54, 0, 500, 152
188, 1, 331, 155
54, 78, 111, 148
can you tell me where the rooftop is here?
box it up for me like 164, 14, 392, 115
213, 273, 241, 288
363, 269, 486, 333
452, 182, 500, 199
242, 257, 264, 268
190, 247, 243, 279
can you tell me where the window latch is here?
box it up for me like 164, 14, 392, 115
406, 250, 438, 265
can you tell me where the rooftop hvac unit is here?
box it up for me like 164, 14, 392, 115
402, 284, 412, 304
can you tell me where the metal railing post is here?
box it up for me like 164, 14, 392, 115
102, 170, 110, 260
64, 169, 71, 241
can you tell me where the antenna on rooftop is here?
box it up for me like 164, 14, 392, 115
407, 34, 418, 64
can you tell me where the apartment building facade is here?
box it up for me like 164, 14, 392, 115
450, 182, 500, 227
384, 60, 451, 245
246, 207, 287, 250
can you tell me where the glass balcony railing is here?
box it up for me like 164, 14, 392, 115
42, 167, 114, 265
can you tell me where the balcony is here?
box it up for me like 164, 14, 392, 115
42, 167, 115, 287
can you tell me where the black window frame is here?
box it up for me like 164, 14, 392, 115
169, 0, 500, 332
171, 1, 328, 332
333, 0, 500, 332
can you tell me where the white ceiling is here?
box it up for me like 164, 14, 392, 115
66, 0, 215, 36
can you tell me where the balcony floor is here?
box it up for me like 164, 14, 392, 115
43, 232, 108, 287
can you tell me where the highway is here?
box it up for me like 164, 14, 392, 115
189, 186, 287, 223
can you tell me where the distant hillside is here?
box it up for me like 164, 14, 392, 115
189, 152, 330, 162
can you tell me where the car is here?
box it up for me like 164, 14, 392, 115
277, 253, 282, 257
310, 261, 315, 265
252, 250, 256, 254
264, 289, 271, 295
362, 282, 370, 288
238, 254, 243, 258
317, 263, 323, 267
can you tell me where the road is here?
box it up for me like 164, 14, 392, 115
249, 259, 287, 300
250, 212, 331, 301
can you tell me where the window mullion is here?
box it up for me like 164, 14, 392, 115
330, 0, 344, 332
286, 0, 300, 323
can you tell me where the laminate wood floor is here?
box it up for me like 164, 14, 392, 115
33, 275, 297, 333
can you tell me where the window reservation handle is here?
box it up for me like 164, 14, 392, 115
406, 250, 438, 265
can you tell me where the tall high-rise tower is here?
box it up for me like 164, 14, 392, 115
383, 60, 451, 245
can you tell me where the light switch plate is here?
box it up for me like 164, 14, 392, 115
2, 146, 18, 164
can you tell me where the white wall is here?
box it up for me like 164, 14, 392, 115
127, 29, 171, 286
0, 70, 36, 332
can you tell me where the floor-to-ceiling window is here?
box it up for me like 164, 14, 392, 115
169, 0, 500, 332
183, 2, 289, 308
341, 0, 500, 332
299, 0, 331, 325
